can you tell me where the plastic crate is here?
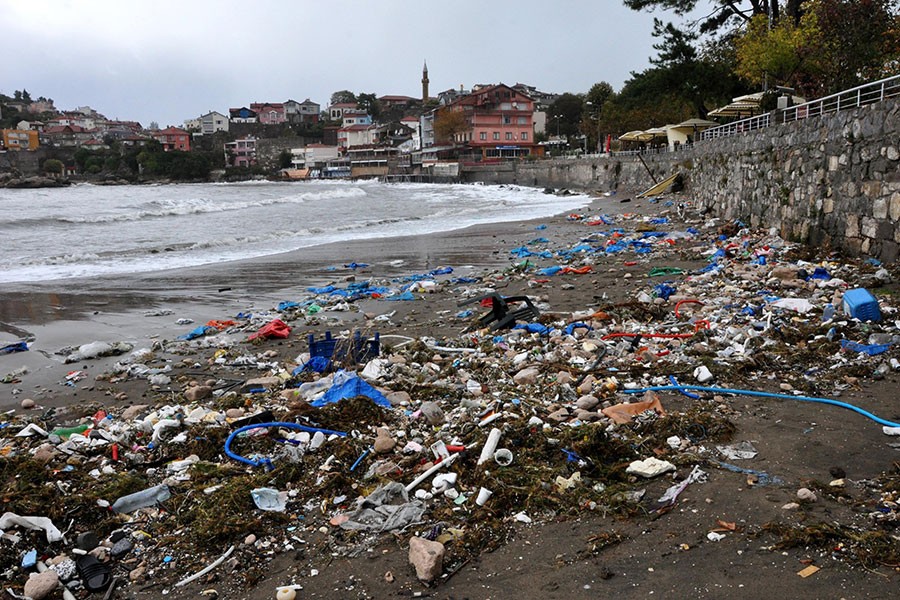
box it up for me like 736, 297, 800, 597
308, 331, 380, 369
842, 288, 881, 322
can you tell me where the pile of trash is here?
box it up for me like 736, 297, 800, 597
3, 197, 900, 597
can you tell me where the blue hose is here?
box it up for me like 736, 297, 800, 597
624, 385, 900, 429
224, 422, 348, 469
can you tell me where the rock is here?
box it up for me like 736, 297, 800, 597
225, 408, 245, 419
626, 457, 676, 478
797, 488, 817, 502
20, 398, 35, 409
184, 385, 212, 402
33, 443, 57, 463
121, 404, 149, 421
24, 570, 58, 600
386, 391, 411, 406
408, 536, 444, 582
244, 534, 257, 545
374, 428, 396, 454
419, 401, 445, 425
129, 566, 146, 582
771, 267, 798, 280
556, 371, 574, 385
513, 366, 540, 385
110, 537, 134, 558
576, 375, 595, 395
574, 409, 599, 422
547, 408, 570, 422
49, 558, 76, 581
782, 502, 800, 510
575, 395, 599, 410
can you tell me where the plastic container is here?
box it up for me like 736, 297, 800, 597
842, 288, 881, 322
111, 484, 171, 513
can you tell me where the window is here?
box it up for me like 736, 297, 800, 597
493, 132, 500, 140
480, 132, 486, 140
521, 132, 528, 140
503, 116, 511, 125
517, 116, 527, 125
506, 132, 513, 140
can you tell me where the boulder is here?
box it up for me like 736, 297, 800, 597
408, 536, 444, 582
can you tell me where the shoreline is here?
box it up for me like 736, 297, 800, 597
0, 191, 611, 412
4, 185, 898, 600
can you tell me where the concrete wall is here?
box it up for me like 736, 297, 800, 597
461, 97, 900, 261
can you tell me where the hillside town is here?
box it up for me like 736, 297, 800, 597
0, 64, 586, 183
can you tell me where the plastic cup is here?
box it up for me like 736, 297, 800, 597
493, 448, 513, 466
475, 487, 493, 506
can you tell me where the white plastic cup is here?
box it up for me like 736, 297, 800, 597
475, 487, 493, 506
493, 448, 513, 466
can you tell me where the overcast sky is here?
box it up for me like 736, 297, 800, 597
2, 0, 692, 127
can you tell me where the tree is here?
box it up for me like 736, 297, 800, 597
278, 150, 293, 170
330, 90, 357, 106
356, 92, 381, 121
433, 109, 469, 143
623, 1, 811, 34
43, 159, 63, 176
734, 12, 820, 92
547, 93, 586, 137
811, 0, 900, 93
585, 82, 614, 112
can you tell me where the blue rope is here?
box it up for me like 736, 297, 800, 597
624, 385, 900, 428
224, 422, 348, 469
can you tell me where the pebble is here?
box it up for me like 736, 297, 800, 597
23, 570, 58, 600
244, 534, 257, 545
20, 398, 35, 409
797, 488, 817, 502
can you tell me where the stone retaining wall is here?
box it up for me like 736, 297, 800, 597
462, 97, 900, 261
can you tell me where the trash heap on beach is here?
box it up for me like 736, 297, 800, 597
2, 195, 900, 598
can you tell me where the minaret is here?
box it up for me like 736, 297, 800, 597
422, 60, 430, 102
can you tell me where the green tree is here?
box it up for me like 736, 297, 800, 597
42, 159, 63, 176
356, 92, 381, 121
278, 150, 292, 170
810, 0, 900, 94
547, 93, 586, 137
330, 90, 357, 105
734, 12, 821, 91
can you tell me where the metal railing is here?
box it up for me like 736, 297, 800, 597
700, 74, 900, 141
701, 113, 770, 140
781, 74, 900, 123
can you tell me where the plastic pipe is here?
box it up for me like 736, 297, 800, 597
224, 422, 347, 468
623, 385, 900, 428
477, 428, 502, 465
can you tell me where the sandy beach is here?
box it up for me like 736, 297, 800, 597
2, 187, 899, 600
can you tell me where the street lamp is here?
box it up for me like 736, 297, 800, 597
554, 114, 562, 138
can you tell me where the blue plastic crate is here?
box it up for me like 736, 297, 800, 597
307, 330, 380, 370
842, 288, 881, 322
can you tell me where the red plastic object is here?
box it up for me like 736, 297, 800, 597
248, 319, 292, 341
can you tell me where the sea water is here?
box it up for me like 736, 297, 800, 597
0, 180, 589, 283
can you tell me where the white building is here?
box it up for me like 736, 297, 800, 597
199, 111, 229, 135
290, 143, 340, 168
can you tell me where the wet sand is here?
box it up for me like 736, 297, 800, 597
0, 192, 610, 411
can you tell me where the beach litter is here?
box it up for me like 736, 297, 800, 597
2, 194, 900, 596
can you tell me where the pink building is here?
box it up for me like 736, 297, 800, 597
152, 127, 191, 152
442, 83, 535, 159
224, 136, 257, 168
250, 103, 286, 125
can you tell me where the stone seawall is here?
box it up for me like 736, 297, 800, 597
461, 97, 900, 261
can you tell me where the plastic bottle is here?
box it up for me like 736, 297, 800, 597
111, 484, 171, 513
50, 424, 90, 440
822, 303, 835, 323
